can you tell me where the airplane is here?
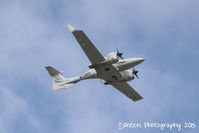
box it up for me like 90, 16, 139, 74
45, 25, 145, 102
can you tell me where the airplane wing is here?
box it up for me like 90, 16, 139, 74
67, 25, 122, 80
110, 82, 143, 102
67, 25, 105, 65
67, 25, 143, 102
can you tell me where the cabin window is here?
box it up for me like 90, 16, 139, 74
111, 76, 117, 79
105, 68, 110, 71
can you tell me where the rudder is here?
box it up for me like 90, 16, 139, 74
45, 66, 78, 90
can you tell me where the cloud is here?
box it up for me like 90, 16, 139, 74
0, 87, 48, 133
0, 0, 198, 133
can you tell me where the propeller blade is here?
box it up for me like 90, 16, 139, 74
116, 48, 123, 59
135, 74, 139, 79
133, 68, 139, 79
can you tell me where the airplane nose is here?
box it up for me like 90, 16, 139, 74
136, 58, 145, 63
126, 57, 145, 66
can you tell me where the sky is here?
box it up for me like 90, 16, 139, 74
0, 0, 199, 133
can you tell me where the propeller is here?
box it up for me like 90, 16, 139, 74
133, 68, 139, 79
116, 49, 123, 59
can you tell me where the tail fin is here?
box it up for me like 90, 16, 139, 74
45, 66, 76, 90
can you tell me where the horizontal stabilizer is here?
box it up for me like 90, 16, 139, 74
45, 66, 79, 90
53, 83, 75, 90
45, 66, 61, 76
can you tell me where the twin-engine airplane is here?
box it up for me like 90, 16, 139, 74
45, 25, 145, 102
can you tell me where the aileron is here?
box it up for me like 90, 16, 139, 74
111, 82, 143, 101
68, 26, 105, 65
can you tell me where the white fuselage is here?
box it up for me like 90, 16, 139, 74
67, 57, 144, 84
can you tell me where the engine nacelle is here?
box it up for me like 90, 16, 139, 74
89, 52, 119, 68
120, 70, 134, 81
104, 70, 134, 85
104, 52, 119, 64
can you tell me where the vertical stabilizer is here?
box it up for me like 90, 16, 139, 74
45, 66, 77, 90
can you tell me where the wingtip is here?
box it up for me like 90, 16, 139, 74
67, 24, 76, 32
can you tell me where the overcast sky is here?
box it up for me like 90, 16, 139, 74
0, 0, 199, 133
